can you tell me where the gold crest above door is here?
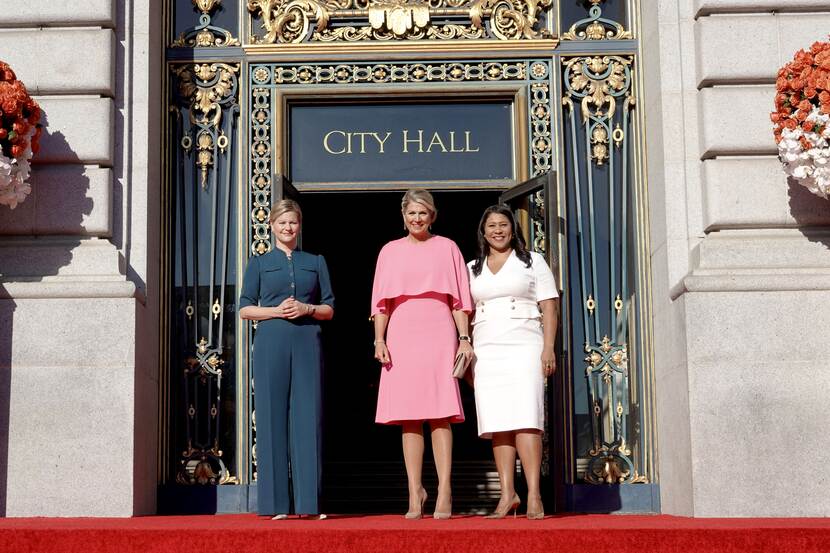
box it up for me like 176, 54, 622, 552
247, 0, 556, 44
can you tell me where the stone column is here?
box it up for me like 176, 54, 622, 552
643, 0, 830, 516
0, 0, 161, 516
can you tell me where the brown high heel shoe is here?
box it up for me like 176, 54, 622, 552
485, 493, 521, 519
404, 488, 427, 520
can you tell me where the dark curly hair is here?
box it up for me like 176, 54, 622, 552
471, 204, 532, 277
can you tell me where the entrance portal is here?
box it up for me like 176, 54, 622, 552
301, 190, 501, 513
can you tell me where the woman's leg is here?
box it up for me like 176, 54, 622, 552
429, 418, 453, 514
402, 421, 426, 513
515, 429, 544, 514
491, 431, 518, 511
254, 335, 292, 516
288, 330, 323, 515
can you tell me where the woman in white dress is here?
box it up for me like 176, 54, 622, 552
467, 204, 559, 520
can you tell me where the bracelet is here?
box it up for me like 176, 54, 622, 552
373, 339, 385, 346
458, 335, 471, 342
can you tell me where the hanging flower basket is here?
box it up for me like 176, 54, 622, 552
772, 40, 830, 199
0, 61, 41, 209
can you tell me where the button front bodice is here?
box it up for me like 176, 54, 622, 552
239, 249, 335, 312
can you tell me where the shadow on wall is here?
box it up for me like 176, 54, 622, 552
788, 177, 830, 249
0, 116, 93, 515
0, 293, 12, 517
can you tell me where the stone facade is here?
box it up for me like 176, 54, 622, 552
0, 0, 162, 516
643, 0, 830, 516
0, 0, 828, 517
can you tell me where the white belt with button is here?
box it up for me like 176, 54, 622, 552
472, 296, 541, 325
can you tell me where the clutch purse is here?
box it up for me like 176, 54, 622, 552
452, 352, 471, 379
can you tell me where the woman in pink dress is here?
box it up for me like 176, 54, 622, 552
371, 188, 473, 520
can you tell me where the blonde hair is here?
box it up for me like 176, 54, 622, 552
269, 199, 303, 224
401, 188, 437, 223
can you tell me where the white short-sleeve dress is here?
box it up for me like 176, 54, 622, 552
467, 250, 558, 438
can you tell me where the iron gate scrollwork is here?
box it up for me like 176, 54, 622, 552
560, 54, 648, 484
169, 62, 241, 485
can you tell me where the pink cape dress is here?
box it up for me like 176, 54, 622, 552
371, 235, 473, 424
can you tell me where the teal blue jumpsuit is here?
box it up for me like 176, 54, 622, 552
239, 249, 334, 515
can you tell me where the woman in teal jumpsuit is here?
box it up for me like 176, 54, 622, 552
239, 200, 334, 519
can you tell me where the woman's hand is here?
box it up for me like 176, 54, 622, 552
541, 345, 556, 377
275, 297, 303, 319
374, 341, 391, 365
457, 340, 474, 362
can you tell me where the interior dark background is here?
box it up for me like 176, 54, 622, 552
301, 190, 502, 512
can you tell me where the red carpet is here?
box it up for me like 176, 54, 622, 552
1, 514, 829, 553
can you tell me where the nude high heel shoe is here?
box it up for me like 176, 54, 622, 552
526, 496, 545, 520
405, 488, 427, 519
485, 494, 520, 519
432, 497, 452, 520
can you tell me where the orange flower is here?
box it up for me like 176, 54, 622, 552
804, 120, 815, 132
785, 118, 799, 130
0, 59, 40, 160
805, 87, 818, 99
797, 109, 809, 121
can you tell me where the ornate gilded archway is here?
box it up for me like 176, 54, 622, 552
159, 0, 657, 513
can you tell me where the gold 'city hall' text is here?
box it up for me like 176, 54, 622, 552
323, 130, 480, 154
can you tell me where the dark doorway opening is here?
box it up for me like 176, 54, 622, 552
301, 189, 501, 514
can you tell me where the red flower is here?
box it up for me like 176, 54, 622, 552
12, 120, 28, 135
0, 60, 41, 161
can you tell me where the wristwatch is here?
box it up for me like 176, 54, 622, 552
458, 335, 471, 342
